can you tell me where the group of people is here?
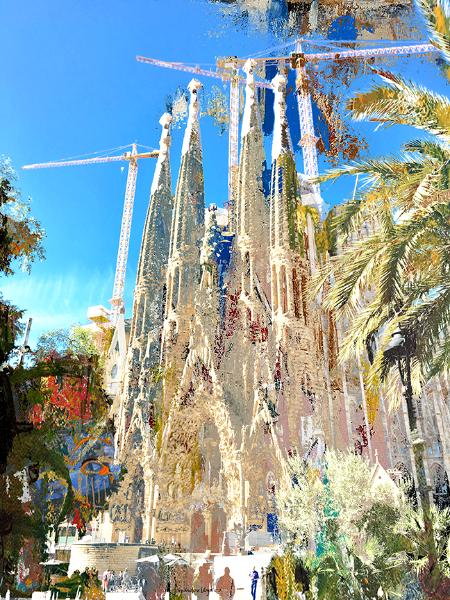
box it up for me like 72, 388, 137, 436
101, 562, 265, 599
101, 568, 136, 592
215, 566, 263, 600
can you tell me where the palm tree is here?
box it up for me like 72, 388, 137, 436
309, 0, 450, 595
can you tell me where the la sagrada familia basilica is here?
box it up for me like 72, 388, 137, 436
105, 60, 450, 551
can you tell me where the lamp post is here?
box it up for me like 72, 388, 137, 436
384, 329, 443, 594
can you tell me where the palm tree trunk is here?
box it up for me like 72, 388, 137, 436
403, 347, 440, 594
403, 350, 429, 510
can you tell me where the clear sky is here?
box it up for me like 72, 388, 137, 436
1, 0, 448, 344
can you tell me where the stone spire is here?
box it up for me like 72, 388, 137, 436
130, 112, 173, 343
116, 113, 173, 452
236, 59, 267, 244
268, 71, 306, 325
110, 113, 174, 542
169, 79, 205, 261
163, 79, 204, 319
270, 72, 301, 253
161, 78, 205, 395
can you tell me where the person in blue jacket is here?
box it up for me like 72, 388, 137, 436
250, 567, 259, 600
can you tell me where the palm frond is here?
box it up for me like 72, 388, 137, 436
308, 271, 333, 307
427, 336, 450, 377
338, 299, 393, 362
400, 281, 450, 375
320, 236, 386, 313
377, 200, 449, 307
416, 0, 450, 64
312, 157, 418, 185
347, 72, 450, 142
403, 139, 450, 162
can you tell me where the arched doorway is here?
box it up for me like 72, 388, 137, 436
431, 463, 450, 509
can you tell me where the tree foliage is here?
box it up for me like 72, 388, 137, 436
0, 161, 111, 588
274, 450, 450, 599
0, 158, 44, 276
310, 0, 450, 402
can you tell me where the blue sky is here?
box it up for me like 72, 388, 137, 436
1, 0, 448, 344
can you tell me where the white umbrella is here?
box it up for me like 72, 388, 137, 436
167, 558, 189, 567
136, 555, 160, 563
39, 559, 65, 566
163, 553, 179, 562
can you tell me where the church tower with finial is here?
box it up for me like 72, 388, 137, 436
109, 113, 173, 542
161, 79, 205, 413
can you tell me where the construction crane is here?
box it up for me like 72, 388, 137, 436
250, 39, 436, 214
137, 40, 436, 222
23, 143, 159, 324
136, 55, 270, 231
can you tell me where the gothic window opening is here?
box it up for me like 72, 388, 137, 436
244, 251, 251, 295
277, 167, 283, 195
266, 472, 276, 500
301, 272, 308, 322
166, 272, 173, 315
160, 284, 167, 322
277, 168, 284, 243
431, 463, 450, 509
270, 169, 276, 246
393, 462, 417, 507
172, 267, 180, 309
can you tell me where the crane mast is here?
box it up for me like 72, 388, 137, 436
110, 144, 138, 323
228, 71, 240, 231
23, 144, 159, 325
294, 40, 322, 214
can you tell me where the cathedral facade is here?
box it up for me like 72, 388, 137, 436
108, 60, 450, 550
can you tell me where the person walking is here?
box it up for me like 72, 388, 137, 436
250, 567, 259, 600
216, 567, 235, 600
101, 570, 109, 593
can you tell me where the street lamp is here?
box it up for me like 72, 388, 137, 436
384, 329, 418, 430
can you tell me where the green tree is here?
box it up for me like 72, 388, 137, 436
275, 450, 450, 599
0, 158, 44, 276
309, 1, 450, 594
0, 161, 110, 587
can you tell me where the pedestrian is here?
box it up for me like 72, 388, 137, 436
250, 566, 259, 600
215, 567, 235, 600
102, 569, 108, 592
123, 567, 131, 589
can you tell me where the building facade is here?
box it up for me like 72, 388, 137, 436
107, 62, 450, 550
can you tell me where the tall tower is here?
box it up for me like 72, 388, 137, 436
269, 72, 305, 332
235, 59, 269, 304
110, 114, 173, 543
268, 71, 328, 452
161, 79, 205, 410
229, 58, 272, 426
116, 113, 173, 455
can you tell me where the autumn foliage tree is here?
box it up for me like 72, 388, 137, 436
0, 159, 110, 588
